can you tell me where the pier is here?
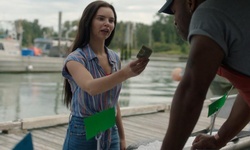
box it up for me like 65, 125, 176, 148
1, 99, 250, 149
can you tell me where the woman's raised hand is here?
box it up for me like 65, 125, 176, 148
123, 58, 149, 78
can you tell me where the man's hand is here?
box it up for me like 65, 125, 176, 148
192, 134, 226, 150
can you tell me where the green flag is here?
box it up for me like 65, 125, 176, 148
208, 93, 227, 117
84, 107, 116, 140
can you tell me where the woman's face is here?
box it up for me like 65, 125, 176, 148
90, 7, 115, 42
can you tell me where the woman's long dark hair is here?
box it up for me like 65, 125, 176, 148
63, 1, 117, 108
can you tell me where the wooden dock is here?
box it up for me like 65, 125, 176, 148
0, 102, 250, 150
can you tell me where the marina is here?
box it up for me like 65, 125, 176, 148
1, 5, 248, 149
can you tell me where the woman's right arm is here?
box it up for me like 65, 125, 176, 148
66, 58, 149, 96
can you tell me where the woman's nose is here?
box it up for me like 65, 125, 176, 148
104, 19, 110, 26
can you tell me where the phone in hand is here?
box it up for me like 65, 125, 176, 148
136, 45, 153, 58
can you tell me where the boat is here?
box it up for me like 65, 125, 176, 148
0, 20, 69, 73
34, 37, 72, 57
0, 38, 21, 56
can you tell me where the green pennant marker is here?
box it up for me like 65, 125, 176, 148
84, 107, 116, 140
208, 92, 227, 117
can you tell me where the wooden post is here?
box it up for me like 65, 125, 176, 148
58, 11, 62, 56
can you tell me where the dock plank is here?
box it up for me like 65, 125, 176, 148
0, 135, 21, 149
31, 130, 64, 149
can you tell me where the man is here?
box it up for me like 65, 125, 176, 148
158, 0, 250, 149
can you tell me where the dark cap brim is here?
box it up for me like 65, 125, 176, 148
158, 0, 174, 14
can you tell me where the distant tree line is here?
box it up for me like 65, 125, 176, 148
2, 13, 189, 54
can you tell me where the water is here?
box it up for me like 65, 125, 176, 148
0, 59, 186, 122
119, 59, 185, 106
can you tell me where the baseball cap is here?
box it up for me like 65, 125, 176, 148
158, 0, 174, 14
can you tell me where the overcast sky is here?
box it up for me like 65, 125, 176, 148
0, 0, 167, 32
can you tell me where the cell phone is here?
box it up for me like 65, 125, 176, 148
136, 45, 152, 58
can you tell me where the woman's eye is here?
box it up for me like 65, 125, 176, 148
109, 19, 114, 23
98, 17, 104, 21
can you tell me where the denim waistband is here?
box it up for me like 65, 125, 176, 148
69, 115, 85, 123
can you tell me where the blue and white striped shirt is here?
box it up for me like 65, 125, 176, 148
62, 44, 122, 117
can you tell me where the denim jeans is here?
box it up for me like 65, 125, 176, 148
63, 115, 120, 150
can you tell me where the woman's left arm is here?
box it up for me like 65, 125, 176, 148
116, 103, 126, 150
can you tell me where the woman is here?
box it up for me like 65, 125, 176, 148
62, 1, 149, 150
